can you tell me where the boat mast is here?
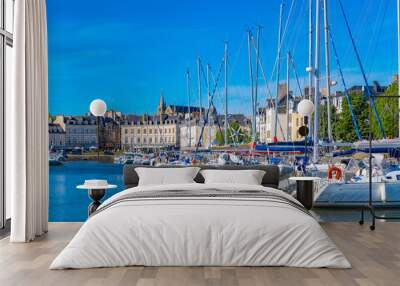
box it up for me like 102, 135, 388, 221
323, 0, 333, 143
398, 0, 400, 137
308, 0, 313, 99
313, 0, 321, 162
307, 0, 314, 138
255, 26, 261, 142
274, 3, 284, 143
186, 69, 191, 148
197, 57, 202, 123
206, 64, 212, 148
286, 52, 290, 141
224, 42, 228, 145
247, 30, 256, 142
197, 57, 203, 147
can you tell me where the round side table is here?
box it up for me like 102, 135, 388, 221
77, 182, 117, 216
289, 177, 320, 210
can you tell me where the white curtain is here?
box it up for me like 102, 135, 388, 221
8, 0, 49, 242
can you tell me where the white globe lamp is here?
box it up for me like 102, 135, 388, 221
90, 99, 107, 117
89, 99, 107, 160
297, 99, 315, 116
297, 99, 314, 165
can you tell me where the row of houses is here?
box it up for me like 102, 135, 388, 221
49, 95, 229, 150
49, 82, 389, 149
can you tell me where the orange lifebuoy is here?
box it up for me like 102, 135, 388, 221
327, 166, 342, 181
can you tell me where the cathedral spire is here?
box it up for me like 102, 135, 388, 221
157, 89, 165, 115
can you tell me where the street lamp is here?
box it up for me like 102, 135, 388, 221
90, 99, 107, 160
298, 99, 315, 170
298, 99, 315, 117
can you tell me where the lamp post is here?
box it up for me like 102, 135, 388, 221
90, 99, 107, 161
298, 99, 315, 170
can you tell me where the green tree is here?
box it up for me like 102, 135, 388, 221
371, 82, 399, 139
333, 91, 369, 142
318, 103, 338, 140
216, 121, 251, 145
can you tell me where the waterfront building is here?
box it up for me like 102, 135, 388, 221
121, 94, 214, 150
157, 93, 205, 118
180, 113, 251, 148
53, 114, 121, 149
332, 91, 344, 113
179, 122, 218, 149
180, 106, 222, 148
348, 82, 387, 95
304, 86, 315, 99
101, 117, 121, 150
217, 114, 252, 134
104, 110, 122, 121
120, 114, 180, 150
256, 108, 267, 143
258, 89, 302, 143
48, 123, 66, 149
53, 115, 98, 148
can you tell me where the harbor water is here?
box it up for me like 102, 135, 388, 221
50, 161, 400, 222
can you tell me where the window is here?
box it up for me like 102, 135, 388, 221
1, 0, 14, 229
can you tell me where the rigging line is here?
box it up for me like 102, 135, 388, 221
341, 0, 373, 67
210, 59, 225, 99
199, 61, 208, 85
364, 0, 384, 66
356, 0, 374, 40
252, 38, 272, 99
286, 0, 306, 54
228, 32, 246, 79
268, 0, 296, 83
329, 27, 362, 140
284, 0, 299, 48
337, 0, 386, 138
196, 60, 225, 149
366, 1, 388, 78
289, 54, 304, 98
199, 56, 224, 89
209, 64, 224, 118
250, 36, 286, 139
208, 76, 224, 141
254, 27, 261, 120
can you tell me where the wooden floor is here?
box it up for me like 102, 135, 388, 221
0, 222, 399, 286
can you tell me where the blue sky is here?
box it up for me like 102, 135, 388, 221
47, 0, 398, 116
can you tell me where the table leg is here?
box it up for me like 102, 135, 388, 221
296, 181, 314, 210
88, 189, 105, 216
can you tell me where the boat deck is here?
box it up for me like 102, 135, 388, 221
0, 222, 399, 286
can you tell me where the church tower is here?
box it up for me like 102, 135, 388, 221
157, 90, 166, 115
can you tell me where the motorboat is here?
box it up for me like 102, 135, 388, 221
114, 152, 151, 165
350, 166, 384, 183
381, 170, 400, 183
49, 152, 63, 166
217, 153, 245, 165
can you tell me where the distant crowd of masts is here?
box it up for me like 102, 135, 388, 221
182, 0, 400, 163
